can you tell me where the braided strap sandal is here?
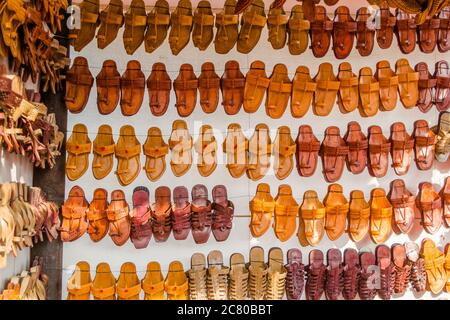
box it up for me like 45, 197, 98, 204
305, 249, 326, 300
358, 251, 377, 300
392, 244, 411, 295
285, 249, 304, 300
405, 241, 427, 293
188, 253, 208, 300
207, 250, 230, 300
91, 263, 116, 300
142, 262, 165, 300
228, 253, 249, 300
66, 261, 91, 300
172, 186, 191, 241
266, 247, 287, 300
342, 249, 359, 300
248, 246, 268, 300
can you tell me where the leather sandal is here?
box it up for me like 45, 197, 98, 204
356, 7, 375, 56
266, 247, 287, 300
169, 0, 193, 55
188, 253, 208, 300
396, 58, 419, 108
358, 67, 380, 117
287, 5, 310, 55
243, 60, 269, 114
147, 63, 172, 117
92, 263, 115, 300
375, 60, 399, 112
313, 63, 340, 116
229, 253, 249, 300
369, 188, 393, 244
96, 60, 120, 115
248, 246, 268, 300
221, 60, 245, 115
165, 261, 189, 300
144, 0, 170, 54
174, 64, 198, 117
107, 189, 131, 246
117, 262, 140, 300
207, 250, 230, 300
405, 241, 427, 293
143, 127, 168, 182
441, 177, 450, 228
324, 184, 348, 241
358, 251, 377, 300
65, 57, 94, 114
390, 122, 414, 176
214, 0, 239, 54
395, 9, 417, 54
212, 185, 234, 242
438, 7, 450, 52
389, 179, 415, 234
97, 0, 124, 49
191, 184, 212, 244
66, 123, 91, 181
87, 188, 109, 243
376, 244, 394, 300
368, 126, 391, 178
392, 244, 411, 294
130, 186, 152, 249
305, 249, 326, 300
298, 190, 326, 247
273, 126, 296, 180
416, 61, 437, 113
266, 64, 292, 119
377, 2, 396, 49
413, 120, 436, 171
267, 2, 288, 50
198, 62, 220, 113
194, 125, 217, 177
237, 0, 267, 54
348, 190, 370, 242
115, 125, 141, 186
433, 111, 450, 162
66, 261, 91, 300
337, 62, 359, 114
92, 124, 115, 180
142, 262, 164, 300
418, 16, 440, 53
249, 183, 274, 238
123, 0, 147, 55
285, 249, 304, 300
342, 248, 359, 300
344, 121, 368, 175
445, 243, 450, 293
120, 60, 145, 116
321, 126, 348, 183
332, 6, 356, 59
325, 248, 343, 300
273, 185, 298, 242
169, 120, 193, 177
223, 123, 248, 178
421, 238, 447, 294
435, 60, 450, 111
295, 125, 320, 177
291, 66, 316, 117
61, 186, 88, 242
310, 5, 333, 58
69, 0, 100, 52
172, 186, 191, 240
192, 1, 214, 51
152, 186, 172, 243
247, 123, 272, 181
417, 182, 443, 234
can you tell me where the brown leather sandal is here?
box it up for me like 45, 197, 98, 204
69, 0, 100, 52
417, 182, 443, 234
298, 190, 325, 247
169, 0, 194, 55
198, 62, 220, 113
266, 64, 292, 119
356, 7, 375, 56
324, 183, 349, 241
337, 62, 359, 114
348, 190, 370, 242
61, 186, 88, 242
212, 185, 234, 242
96, 60, 120, 115
192, 0, 214, 51
120, 60, 145, 116
413, 119, 436, 171
389, 179, 415, 234
115, 125, 141, 186
376, 244, 394, 300
369, 188, 393, 244
390, 122, 414, 176
415, 62, 436, 113
191, 184, 213, 244
396, 58, 419, 109
214, 0, 239, 54
438, 7, 450, 52
250, 183, 274, 238
368, 125, 391, 178
321, 126, 348, 183
223, 123, 248, 178
267, 2, 288, 50
174, 64, 198, 117
147, 63, 172, 117
123, 0, 147, 55
418, 16, 440, 53
313, 63, 340, 116
305, 249, 326, 300
291, 66, 316, 118
97, 0, 124, 49
376, 60, 399, 112
332, 6, 356, 59
273, 185, 298, 242
310, 5, 333, 58
435, 60, 450, 112
358, 67, 380, 117
441, 177, 450, 228
92, 124, 115, 180
295, 125, 320, 178
247, 123, 272, 181
325, 248, 344, 300
237, 0, 267, 54
66, 123, 92, 181
244, 60, 269, 114
144, 0, 171, 54
344, 121, 368, 175
287, 5, 310, 55
65, 57, 94, 114
87, 188, 109, 242
107, 190, 130, 246
152, 186, 172, 243
376, 2, 396, 49
194, 124, 217, 177
221, 60, 245, 115
273, 126, 296, 180
395, 9, 417, 54
169, 120, 193, 177
143, 127, 168, 182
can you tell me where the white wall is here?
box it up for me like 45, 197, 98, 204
63, 0, 450, 299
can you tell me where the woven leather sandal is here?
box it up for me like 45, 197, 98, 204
152, 186, 172, 243
358, 251, 377, 300
291, 66, 315, 118
413, 119, 436, 171
191, 184, 213, 244
389, 179, 415, 234
247, 124, 272, 181
405, 241, 427, 292
221, 60, 245, 115
244, 60, 269, 114
130, 186, 152, 249
295, 125, 320, 177
97, 0, 124, 49
144, 0, 170, 53
390, 122, 414, 176
169, 0, 193, 55
188, 253, 208, 300
342, 248, 359, 300
142, 262, 164, 300
325, 248, 344, 300
86, 188, 109, 243
107, 189, 131, 246
237, 0, 267, 54
207, 250, 230, 300
165, 261, 189, 300
248, 246, 268, 300
212, 185, 234, 242
66, 261, 91, 300
273, 126, 296, 180
61, 186, 88, 242
172, 186, 191, 240
298, 190, 326, 247
169, 120, 193, 177
250, 183, 274, 238
117, 262, 141, 300
69, 0, 99, 52
421, 238, 447, 294
285, 249, 304, 300
313, 63, 340, 116
92, 263, 115, 300
266, 247, 287, 300
92, 124, 115, 180
192, 0, 214, 51
348, 190, 370, 242
147, 63, 172, 117
228, 253, 249, 300
65, 57, 94, 114
310, 5, 333, 58
392, 244, 411, 295
287, 5, 310, 55
376, 244, 394, 300
433, 112, 450, 162
96, 60, 120, 115
324, 183, 348, 241
123, 0, 147, 55
376, 60, 399, 112
198, 62, 220, 113
65, 123, 91, 181
368, 126, 391, 178
417, 182, 443, 234
344, 121, 368, 175
214, 0, 239, 54
267, 1, 288, 50
370, 188, 393, 244
305, 249, 326, 300
115, 125, 141, 186
194, 124, 217, 177
223, 123, 248, 178
143, 127, 168, 182
337, 62, 358, 114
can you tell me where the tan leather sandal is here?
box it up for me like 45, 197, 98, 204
194, 124, 217, 177
337, 62, 359, 114
396, 58, 419, 108
65, 57, 94, 114
120, 60, 145, 116
144, 0, 170, 53
358, 66, 380, 117
92, 262, 116, 300
287, 5, 310, 55
267, 2, 288, 50
188, 253, 208, 300
313, 63, 340, 116
123, 0, 147, 55
221, 60, 245, 115
169, 0, 194, 55
96, 0, 124, 49
198, 62, 220, 113
291, 66, 315, 118
298, 190, 326, 247
348, 190, 370, 242
214, 0, 239, 54
192, 0, 214, 51
142, 262, 164, 300
66, 124, 91, 181
169, 120, 193, 177
273, 126, 296, 180
223, 123, 248, 178
117, 262, 141, 300
273, 185, 298, 242
376, 60, 399, 112
87, 188, 109, 243
96, 60, 120, 115
266, 247, 287, 300
369, 188, 393, 244
243, 60, 269, 114
248, 246, 268, 300
92, 124, 115, 180
69, 0, 100, 52
324, 183, 349, 241
237, 0, 267, 54
66, 261, 91, 300
147, 63, 172, 117
247, 124, 272, 181
143, 127, 168, 182
115, 125, 141, 186
266, 64, 292, 119
174, 64, 198, 117
207, 250, 230, 300
228, 253, 249, 300
250, 183, 274, 238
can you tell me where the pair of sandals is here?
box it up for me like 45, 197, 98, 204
416, 60, 450, 113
